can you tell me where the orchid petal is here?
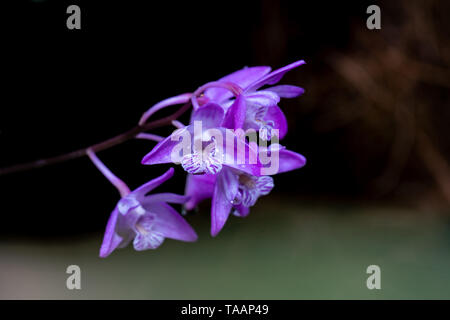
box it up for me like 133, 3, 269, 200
205, 66, 271, 103
277, 149, 307, 173
224, 162, 262, 177
222, 95, 246, 130
87, 150, 130, 198
184, 173, 216, 210
211, 168, 239, 236
220, 99, 235, 110
221, 129, 263, 176
255, 176, 274, 195
147, 202, 198, 242
133, 230, 165, 251
267, 85, 305, 98
99, 208, 125, 258
133, 168, 175, 197
264, 105, 288, 139
133, 214, 165, 250
244, 90, 280, 107
258, 143, 285, 153
246, 60, 306, 92
117, 232, 135, 249
241, 188, 258, 207
181, 152, 205, 174
233, 204, 250, 217
143, 193, 190, 205
191, 102, 224, 129
115, 197, 144, 235
141, 127, 191, 165
258, 144, 305, 174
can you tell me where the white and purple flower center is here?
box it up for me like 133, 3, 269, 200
233, 174, 274, 208
133, 214, 164, 251
117, 196, 165, 251
181, 137, 223, 175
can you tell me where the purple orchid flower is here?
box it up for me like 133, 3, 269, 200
185, 144, 306, 236
200, 60, 306, 140
88, 151, 198, 258
139, 60, 307, 238
141, 101, 262, 177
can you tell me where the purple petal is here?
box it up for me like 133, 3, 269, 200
277, 149, 307, 173
87, 150, 131, 198
267, 85, 305, 98
224, 162, 262, 177
116, 197, 142, 233
221, 130, 263, 176
117, 232, 134, 249
99, 207, 125, 258
264, 105, 288, 139
244, 90, 280, 107
246, 60, 306, 92
255, 176, 274, 195
132, 167, 174, 197
190, 102, 224, 129
234, 204, 250, 217
211, 168, 239, 236
222, 95, 246, 130
143, 192, 190, 205
141, 127, 191, 165
205, 66, 271, 103
185, 173, 216, 210
148, 202, 198, 242
260, 145, 306, 175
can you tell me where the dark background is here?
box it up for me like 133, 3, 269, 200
1, 0, 449, 238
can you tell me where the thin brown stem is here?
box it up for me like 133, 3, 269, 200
0, 102, 192, 176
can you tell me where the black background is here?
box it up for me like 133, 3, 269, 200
1, 0, 398, 237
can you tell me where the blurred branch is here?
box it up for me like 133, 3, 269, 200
0, 102, 192, 176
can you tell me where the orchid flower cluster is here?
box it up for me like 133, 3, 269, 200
92, 60, 307, 258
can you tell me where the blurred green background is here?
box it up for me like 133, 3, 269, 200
2, 198, 450, 299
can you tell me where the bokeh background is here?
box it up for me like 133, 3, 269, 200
1, 0, 450, 299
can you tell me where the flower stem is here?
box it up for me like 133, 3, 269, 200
0, 101, 192, 176
87, 149, 131, 197
135, 133, 164, 142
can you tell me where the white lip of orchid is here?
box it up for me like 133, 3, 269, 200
181, 136, 223, 175
133, 214, 165, 251
116, 196, 159, 249
135, 214, 156, 235
135, 221, 150, 235
232, 174, 275, 207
